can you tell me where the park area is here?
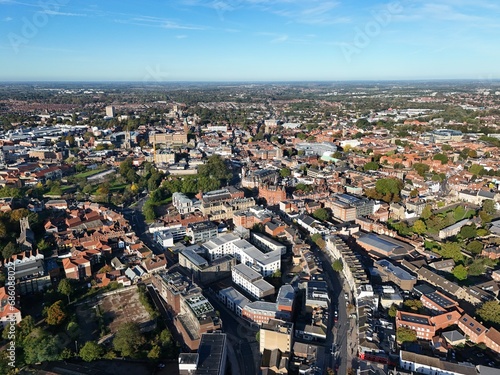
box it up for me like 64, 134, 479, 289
75, 286, 155, 343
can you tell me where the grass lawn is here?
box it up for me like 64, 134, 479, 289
74, 168, 107, 179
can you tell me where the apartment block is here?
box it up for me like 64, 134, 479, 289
232, 263, 275, 299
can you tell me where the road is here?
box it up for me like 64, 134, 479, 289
314, 245, 355, 375
204, 289, 259, 375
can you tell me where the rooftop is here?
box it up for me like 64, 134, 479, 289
375, 259, 415, 281
196, 333, 227, 375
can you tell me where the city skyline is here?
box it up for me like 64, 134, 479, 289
1, 0, 499, 82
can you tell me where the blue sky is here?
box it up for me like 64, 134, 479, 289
0, 0, 499, 81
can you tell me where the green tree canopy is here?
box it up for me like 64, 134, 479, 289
332, 259, 343, 272
1, 242, 17, 260
23, 328, 62, 364
460, 225, 477, 239
363, 161, 380, 171
411, 220, 427, 235
482, 199, 497, 215
80, 341, 104, 362
45, 300, 66, 326
396, 327, 417, 343
113, 322, 145, 358
403, 299, 423, 311
197, 155, 232, 186
433, 153, 449, 165
468, 259, 486, 276
452, 265, 468, 281
313, 208, 330, 222
466, 240, 484, 255
58, 278, 74, 303
421, 205, 433, 220
469, 164, 485, 176
388, 304, 398, 318
280, 168, 291, 178
413, 163, 430, 177
477, 301, 500, 325
440, 242, 464, 262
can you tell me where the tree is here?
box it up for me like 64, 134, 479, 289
2, 242, 17, 260
466, 240, 483, 255
452, 265, 468, 281
113, 322, 144, 358
313, 208, 329, 222
58, 279, 74, 303
332, 259, 343, 272
23, 328, 62, 364
80, 341, 104, 362
403, 299, 423, 311
45, 300, 66, 326
67, 321, 80, 340
433, 153, 449, 165
148, 344, 161, 360
388, 304, 398, 318
460, 225, 477, 239
411, 220, 427, 235
421, 205, 433, 220
197, 154, 232, 186
396, 327, 417, 343
469, 164, 485, 176
440, 242, 464, 262
363, 161, 380, 171
280, 168, 291, 178
311, 233, 325, 250
413, 163, 430, 177
477, 301, 500, 325
483, 199, 496, 215
37, 238, 51, 253
468, 259, 486, 276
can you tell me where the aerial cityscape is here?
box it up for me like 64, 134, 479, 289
1, 1, 500, 375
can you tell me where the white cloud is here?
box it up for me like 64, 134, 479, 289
43, 10, 87, 17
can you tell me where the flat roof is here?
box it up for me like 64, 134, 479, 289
358, 233, 405, 254
233, 263, 262, 282
376, 259, 415, 281
181, 248, 209, 268
196, 333, 227, 375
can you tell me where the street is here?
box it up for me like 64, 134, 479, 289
315, 245, 357, 375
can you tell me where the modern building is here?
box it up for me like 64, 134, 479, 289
305, 280, 330, 309
187, 221, 218, 243
218, 287, 250, 317
179, 333, 227, 375
173, 192, 199, 215
152, 271, 221, 350
250, 232, 287, 255
396, 310, 461, 340
203, 234, 281, 277
232, 263, 275, 299
420, 290, 459, 313
105, 105, 115, 117
179, 248, 235, 285
356, 232, 411, 259
374, 259, 416, 291
259, 319, 293, 354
